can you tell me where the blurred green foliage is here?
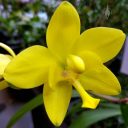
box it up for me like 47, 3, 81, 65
0, 0, 127, 51
76, 0, 128, 33
0, 0, 128, 128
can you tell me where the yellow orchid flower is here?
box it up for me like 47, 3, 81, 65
0, 42, 16, 90
3, 1, 126, 126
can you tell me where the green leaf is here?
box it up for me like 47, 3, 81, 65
7, 94, 43, 128
69, 106, 121, 128
100, 102, 120, 109
121, 104, 128, 126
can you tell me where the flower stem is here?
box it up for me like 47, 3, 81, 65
90, 92, 128, 104
0, 42, 16, 57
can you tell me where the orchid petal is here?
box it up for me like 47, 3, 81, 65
48, 62, 65, 89
0, 54, 12, 75
0, 54, 11, 90
79, 51, 121, 95
73, 27, 126, 62
47, 1, 80, 61
4, 46, 54, 88
43, 81, 72, 126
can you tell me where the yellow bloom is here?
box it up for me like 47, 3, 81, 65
0, 42, 15, 90
3, 1, 126, 126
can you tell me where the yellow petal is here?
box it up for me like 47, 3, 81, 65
73, 27, 126, 63
0, 54, 12, 90
79, 52, 121, 95
48, 62, 65, 89
4, 45, 54, 89
0, 54, 12, 75
47, 1, 80, 61
80, 66, 121, 95
78, 51, 102, 72
0, 80, 8, 90
43, 81, 72, 126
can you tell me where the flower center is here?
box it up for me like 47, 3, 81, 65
66, 54, 85, 74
